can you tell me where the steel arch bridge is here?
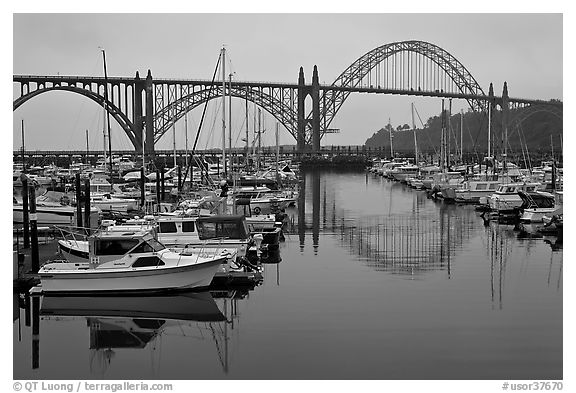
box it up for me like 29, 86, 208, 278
13, 40, 562, 155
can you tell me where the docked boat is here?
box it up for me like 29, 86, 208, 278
518, 190, 556, 223
391, 164, 420, 183
232, 186, 295, 214
488, 182, 541, 214
42, 228, 226, 293
453, 178, 502, 203
13, 191, 100, 227
91, 193, 138, 212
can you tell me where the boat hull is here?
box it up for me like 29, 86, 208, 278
14, 206, 99, 226
520, 208, 557, 223
40, 291, 225, 322
38, 258, 224, 293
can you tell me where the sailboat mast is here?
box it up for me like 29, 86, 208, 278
389, 118, 394, 159
101, 49, 113, 182
184, 109, 189, 169
447, 99, 452, 168
86, 129, 89, 165
245, 94, 249, 169
411, 103, 418, 164
103, 105, 107, 167
275, 122, 280, 183
229, 73, 233, 173
257, 108, 262, 172
221, 47, 227, 178
460, 110, 464, 162
141, 121, 146, 171
172, 105, 177, 169
21, 119, 25, 173
440, 99, 445, 172
488, 101, 491, 161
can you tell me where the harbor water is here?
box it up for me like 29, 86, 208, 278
13, 169, 562, 380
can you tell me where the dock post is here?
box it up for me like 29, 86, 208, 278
32, 295, 40, 369
21, 176, 30, 249
28, 186, 39, 273
140, 167, 145, 209
75, 173, 82, 228
155, 170, 160, 211
84, 178, 91, 229
160, 169, 165, 201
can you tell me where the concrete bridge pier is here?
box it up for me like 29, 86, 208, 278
297, 66, 322, 154
312, 65, 321, 152
145, 70, 155, 159
297, 67, 306, 153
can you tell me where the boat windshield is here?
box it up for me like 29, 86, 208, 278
130, 238, 165, 253
196, 221, 248, 240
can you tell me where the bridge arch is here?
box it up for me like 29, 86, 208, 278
153, 85, 297, 144
508, 103, 563, 127
14, 85, 138, 148
318, 40, 487, 138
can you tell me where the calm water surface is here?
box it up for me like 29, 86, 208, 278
13, 170, 562, 380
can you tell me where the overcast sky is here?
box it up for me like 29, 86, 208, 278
12, 13, 563, 152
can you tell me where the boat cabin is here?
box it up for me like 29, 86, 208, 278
88, 229, 165, 265
195, 215, 250, 241
494, 183, 540, 195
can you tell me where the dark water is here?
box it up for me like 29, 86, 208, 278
13, 170, 562, 380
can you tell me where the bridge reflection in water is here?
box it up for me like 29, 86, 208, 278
291, 170, 479, 277
293, 170, 560, 275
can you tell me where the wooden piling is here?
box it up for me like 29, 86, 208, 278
140, 167, 145, 208
155, 170, 160, 208
75, 173, 82, 228
32, 296, 39, 369
28, 186, 39, 273
21, 177, 30, 249
160, 169, 165, 201
84, 178, 91, 229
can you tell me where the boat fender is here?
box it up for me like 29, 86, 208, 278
237, 256, 260, 272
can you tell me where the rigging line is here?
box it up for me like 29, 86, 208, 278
448, 115, 460, 158
413, 105, 438, 156
518, 123, 533, 171
181, 53, 221, 183
204, 101, 219, 151
465, 119, 481, 164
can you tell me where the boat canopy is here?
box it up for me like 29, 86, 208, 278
195, 215, 249, 240
518, 191, 555, 209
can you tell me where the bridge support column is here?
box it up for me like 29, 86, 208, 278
134, 71, 144, 156
312, 65, 321, 153
501, 82, 509, 172
297, 67, 306, 153
145, 70, 155, 158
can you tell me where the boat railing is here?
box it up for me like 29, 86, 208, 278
176, 240, 231, 266
53, 225, 94, 248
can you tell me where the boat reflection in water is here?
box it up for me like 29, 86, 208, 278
37, 290, 242, 376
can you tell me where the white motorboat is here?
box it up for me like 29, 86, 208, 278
13, 191, 100, 227
232, 187, 295, 214
518, 190, 556, 223
453, 178, 502, 203
488, 182, 541, 214
42, 228, 226, 293
391, 165, 420, 182
91, 193, 138, 212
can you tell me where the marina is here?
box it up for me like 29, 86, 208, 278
12, 13, 564, 384
13, 168, 562, 379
